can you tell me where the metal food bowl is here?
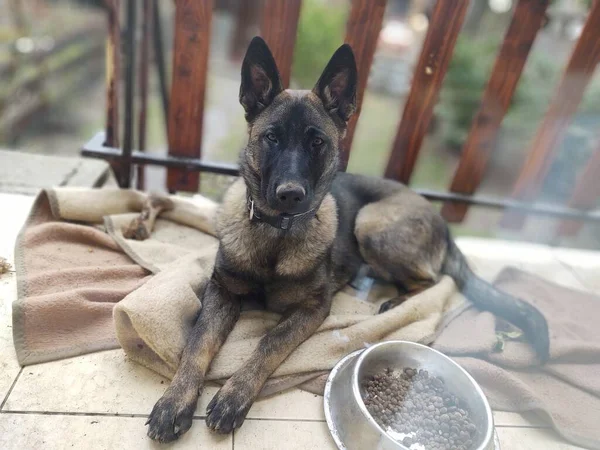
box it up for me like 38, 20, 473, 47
324, 341, 500, 450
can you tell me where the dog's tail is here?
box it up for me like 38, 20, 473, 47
441, 233, 550, 362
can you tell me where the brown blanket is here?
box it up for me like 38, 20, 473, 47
14, 188, 465, 395
434, 267, 600, 450
13, 192, 150, 362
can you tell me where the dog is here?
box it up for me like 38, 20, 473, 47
146, 36, 549, 443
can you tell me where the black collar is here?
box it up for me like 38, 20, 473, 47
247, 196, 315, 231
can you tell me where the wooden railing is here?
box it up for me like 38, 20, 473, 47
82, 0, 600, 237
440, 0, 550, 223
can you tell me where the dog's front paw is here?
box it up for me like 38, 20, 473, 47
146, 388, 198, 443
205, 382, 254, 434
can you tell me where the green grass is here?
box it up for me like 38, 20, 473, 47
211, 116, 246, 164
347, 93, 401, 176
346, 91, 496, 239
145, 94, 168, 150
292, 0, 348, 89
347, 92, 451, 190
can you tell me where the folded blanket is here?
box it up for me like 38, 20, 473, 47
14, 188, 466, 395
434, 267, 600, 450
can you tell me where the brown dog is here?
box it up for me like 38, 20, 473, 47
146, 37, 549, 443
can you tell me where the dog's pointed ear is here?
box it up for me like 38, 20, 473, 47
240, 36, 283, 122
312, 44, 357, 124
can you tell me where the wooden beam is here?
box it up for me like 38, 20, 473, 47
166, 0, 213, 193
339, 0, 387, 170
500, 0, 600, 229
260, 0, 302, 88
384, 0, 469, 184
441, 0, 549, 223
557, 142, 600, 236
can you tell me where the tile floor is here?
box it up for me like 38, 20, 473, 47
0, 192, 597, 450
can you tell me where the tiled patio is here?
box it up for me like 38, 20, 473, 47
0, 191, 596, 449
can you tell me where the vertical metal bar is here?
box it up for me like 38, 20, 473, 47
340, 0, 387, 170
137, 0, 152, 190
152, 0, 169, 131
121, 0, 137, 189
384, 0, 469, 184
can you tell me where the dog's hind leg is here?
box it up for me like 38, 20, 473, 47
353, 191, 448, 313
354, 189, 550, 360
146, 277, 241, 443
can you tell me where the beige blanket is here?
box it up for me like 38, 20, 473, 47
14, 188, 466, 394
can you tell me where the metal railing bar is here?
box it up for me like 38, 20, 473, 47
82, 132, 600, 223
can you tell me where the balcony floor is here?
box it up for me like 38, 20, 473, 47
0, 192, 595, 450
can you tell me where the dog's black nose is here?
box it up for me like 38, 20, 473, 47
275, 184, 306, 212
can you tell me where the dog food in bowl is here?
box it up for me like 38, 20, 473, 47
362, 367, 478, 450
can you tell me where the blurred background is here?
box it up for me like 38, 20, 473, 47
0, 0, 598, 247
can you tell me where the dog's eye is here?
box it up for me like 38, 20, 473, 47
266, 133, 278, 143
312, 137, 324, 147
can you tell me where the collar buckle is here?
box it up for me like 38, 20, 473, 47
280, 216, 291, 230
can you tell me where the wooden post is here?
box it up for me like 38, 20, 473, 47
500, 0, 600, 229
260, 0, 302, 88
441, 0, 549, 223
384, 0, 469, 184
338, 0, 387, 170
166, 0, 213, 193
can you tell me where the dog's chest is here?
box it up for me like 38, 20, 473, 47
220, 224, 328, 281
216, 180, 338, 285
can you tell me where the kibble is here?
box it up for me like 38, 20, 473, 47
362, 367, 478, 450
